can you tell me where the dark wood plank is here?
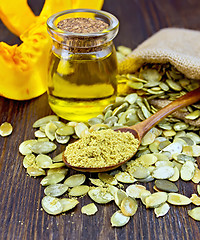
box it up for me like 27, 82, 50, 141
0, 0, 200, 239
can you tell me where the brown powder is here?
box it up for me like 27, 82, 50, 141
64, 129, 139, 168
57, 18, 109, 33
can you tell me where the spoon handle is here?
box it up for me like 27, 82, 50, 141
130, 87, 200, 140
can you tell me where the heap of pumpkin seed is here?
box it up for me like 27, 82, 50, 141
18, 46, 200, 226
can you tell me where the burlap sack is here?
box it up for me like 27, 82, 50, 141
118, 28, 200, 79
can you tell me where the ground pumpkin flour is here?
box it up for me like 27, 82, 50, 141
64, 129, 139, 168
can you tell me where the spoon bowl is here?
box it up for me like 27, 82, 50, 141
63, 87, 200, 172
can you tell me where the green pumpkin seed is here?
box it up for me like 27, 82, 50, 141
64, 174, 86, 187
23, 154, 36, 168
27, 165, 46, 177
154, 202, 170, 217
31, 141, 57, 154
166, 79, 182, 91
188, 207, 200, 221
33, 115, 58, 128
47, 167, 68, 176
59, 198, 79, 212
44, 184, 68, 197
168, 166, 180, 182
121, 197, 138, 217
68, 185, 90, 196
180, 161, 195, 181
0, 122, 13, 137
115, 172, 136, 183
45, 122, 57, 141
145, 192, 168, 208
152, 166, 175, 179
48, 162, 66, 168
53, 152, 63, 162
185, 110, 200, 120
19, 140, 37, 155
56, 126, 75, 136
88, 187, 114, 204
130, 166, 150, 179
98, 173, 118, 185
81, 203, 98, 215
88, 117, 103, 126
40, 173, 65, 186
126, 184, 146, 199
128, 81, 144, 90
89, 178, 105, 187
111, 210, 130, 227
155, 180, 178, 192
36, 154, 52, 168
114, 189, 127, 207
124, 93, 138, 105
142, 69, 161, 82
34, 130, 46, 138
167, 193, 192, 205
41, 196, 63, 215
75, 123, 89, 138
55, 133, 70, 144
173, 122, 189, 131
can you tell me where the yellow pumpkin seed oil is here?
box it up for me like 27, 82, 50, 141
48, 48, 118, 122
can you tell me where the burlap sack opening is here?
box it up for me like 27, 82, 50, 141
119, 28, 200, 79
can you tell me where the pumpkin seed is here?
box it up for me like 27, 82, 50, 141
190, 194, 200, 206
47, 167, 68, 176
88, 117, 103, 126
167, 193, 192, 205
130, 166, 150, 179
27, 165, 46, 177
180, 161, 195, 181
145, 192, 168, 208
52, 121, 66, 129
75, 123, 89, 138
188, 207, 200, 221
124, 93, 138, 105
56, 126, 74, 136
173, 122, 188, 131
40, 173, 65, 186
55, 133, 70, 144
166, 79, 182, 91
81, 203, 98, 215
141, 131, 156, 146
115, 172, 136, 183
53, 152, 63, 162
192, 145, 200, 157
168, 166, 180, 182
23, 154, 36, 168
33, 115, 59, 128
48, 162, 66, 168
161, 142, 182, 155
126, 184, 146, 199
142, 69, 161, 82
59, 198, 79, 212
31, 141, 57, 154
186, 132, 200, 144
35, 154, 52, 169
127, 81, 144, 90
98, 173, 118, 185
45, 122, 57, 141
155, 180, 178, 192
152, 166, 175, 179
176, 154, 195, 164
44, 184, 68, 197
64, 174, 86, 187
19, 140, 37, 155
89, 178, 105, 187
185, 110, 200, 120
41, 196, 63, 215
114, 189, 127, 207
34, 130, 46, 138
192, 168, 200, 184
0, 122, 13, 137
121, 197, 138, 216
111, 210, 130, 227
154, 202, 170, 217
88, 187, 114, 204
68, 185, 90, 197
137, 154, 158, 166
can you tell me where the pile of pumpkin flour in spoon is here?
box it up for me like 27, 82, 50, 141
64, 129, 140, 168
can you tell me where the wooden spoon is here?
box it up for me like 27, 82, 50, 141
63, 87, 200, 172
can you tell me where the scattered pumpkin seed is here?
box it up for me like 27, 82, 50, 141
121, 197, 138, 216
40, 173, 65, 186
45, 122, 57, 141
114, 189, 127, 207
89, 178, 105, 187
0, 122, 13, 137
68, 185, 90, 197
64, 174, 86, 187
111, 210, 130, 227
33, 115, 58, 128
47, 167, 68, 176
42, 196, 63, 215
88, 187, 114, 204
126, 184, 146, 199
35, 154, 52, 169
180, 161, 195, 181
98, 173, 118, 185
115, 172, 136, 183
190, 194, 200, 206
167, 193, 192, 205
31, 141, 57, 154
188, 207, 200, 221
154, 202, 170, 217
81, 203, 98, 215
44, 184, 68, 197
27, 165, 46, 177
152, 166, 175, 179
19, 140, 37, 155
155, 180, 178, 192
59, 198, 79, 212
145, 192, 168, 208
52, 152, 64, 162
23, 154, 36, 168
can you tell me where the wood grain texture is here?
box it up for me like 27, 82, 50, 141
1, 0, 200, 239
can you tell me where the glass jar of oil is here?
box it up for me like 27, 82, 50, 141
47, 9, 119, 122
